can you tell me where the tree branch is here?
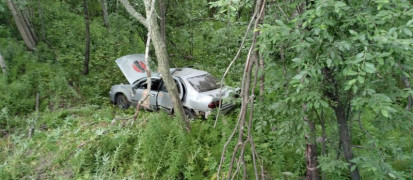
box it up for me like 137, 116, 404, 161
120, 0, 148, 28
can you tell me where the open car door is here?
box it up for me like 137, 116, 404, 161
157, 78, 184, 113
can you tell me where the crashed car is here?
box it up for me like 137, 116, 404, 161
109, 54, 238, 118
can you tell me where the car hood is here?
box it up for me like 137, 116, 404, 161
116, 54, 149, 84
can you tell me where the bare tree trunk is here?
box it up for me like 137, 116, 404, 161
323, 67, 360, 179
0, 53, 6, 75
100, 0, 110, 28
147, 4, 189, 130
335, 103, 360, 180
83, 0, 90, 75
159, 0, 166, 42
6, 0, 37, 50
303, 104, 320, 180
257, 3, 265, 100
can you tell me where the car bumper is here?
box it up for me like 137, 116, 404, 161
109, 91, 116, 103
204, 103, 235, 118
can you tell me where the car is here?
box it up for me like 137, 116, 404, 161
109, 54, 238, 118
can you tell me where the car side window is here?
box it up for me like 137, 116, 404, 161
160, 80, 181, 94
135, 78, 161, 90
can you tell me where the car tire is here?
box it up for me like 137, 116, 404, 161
116, 94, 130, 109
184, 108, 197, 120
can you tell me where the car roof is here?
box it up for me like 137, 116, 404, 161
171, 68, 208, 79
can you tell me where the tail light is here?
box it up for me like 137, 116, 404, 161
208, 100, 221, 109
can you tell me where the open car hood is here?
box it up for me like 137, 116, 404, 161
116, 54, 149, 84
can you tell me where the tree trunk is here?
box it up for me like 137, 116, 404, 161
0, 53, 6, 75
100, 0, 110, 28
159, 0, 166, 42
83, 0, 90, 75
335, 103, 361, 180
120, 0, 190, 130
6, 0, 37, 50
147, 5, 190, 130
303, 104, 320, 180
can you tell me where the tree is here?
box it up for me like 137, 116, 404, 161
100, 0, 110, 28
83, 0, 90, 75
258, 0, 413, 179
6, 0, 37, 50
120, 0, 190, 130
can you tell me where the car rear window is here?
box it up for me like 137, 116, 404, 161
187, 74, 220, 92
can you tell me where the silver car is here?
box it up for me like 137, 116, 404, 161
109, 54, 238, 118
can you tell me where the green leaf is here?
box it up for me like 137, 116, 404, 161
292, 58, 301, 63
357, 76, 365, 83
356, 52, 364, 58
407, 19, 413, 26
381, 109, 389, 117
349, 30, 358, 35
402, 28, 412, 36
351, 165, 357, 172
326, 59, 332, 67
292, 71, 306, 80
389, 27, 397, 35
348, 79, 357, 85
364, 63, 376, 73
388, 172, 397, 179
275, 20, 284, 26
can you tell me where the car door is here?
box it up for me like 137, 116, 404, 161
157, 78, 184, 113
131, 78, 161, 110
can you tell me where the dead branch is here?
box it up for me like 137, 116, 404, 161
217, 1, 266, 179
214, 2, 260, 128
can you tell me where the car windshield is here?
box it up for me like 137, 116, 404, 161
187, 74, 220, 92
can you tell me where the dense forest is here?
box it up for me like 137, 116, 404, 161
1, 0, 412, 179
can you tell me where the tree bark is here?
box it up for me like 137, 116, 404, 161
6, 0, 37, 50
159, 0, 166, 42
0, 53, 6, 75
303, 104, 320, 180
100, 0, 110, 28
83, 0, 90, 75
335, 103, 361, 180
120, 0, 148, 28
323, 67, 360, 179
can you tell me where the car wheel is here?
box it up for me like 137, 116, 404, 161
184, 108, 197, 120
116, 94, 130, 109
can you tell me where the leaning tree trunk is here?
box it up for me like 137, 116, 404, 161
120, 0, 190, 130
6, 0, 37, 50
83, 0, 90, 75
146, 1, 190, 130
100, 0, 110, 28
